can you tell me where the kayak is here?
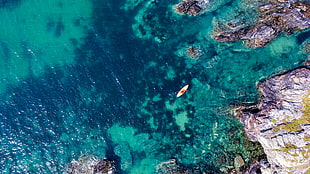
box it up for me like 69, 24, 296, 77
177, 84, 189, 97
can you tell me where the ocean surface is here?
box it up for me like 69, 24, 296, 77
0, 0, 308, 173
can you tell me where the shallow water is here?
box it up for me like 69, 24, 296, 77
0, 0, 308, 173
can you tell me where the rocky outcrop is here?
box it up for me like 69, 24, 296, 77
186, 46, 203, 59
174, 0, 210, 16
239, 67, 310, 173
213, 1, 310, 48
155, 159, 192, 174
66, 155, 116, 174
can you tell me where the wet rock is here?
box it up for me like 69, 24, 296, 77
213, 1, 310, 48
156, 159, 192, 174
238, 67, 310, 173
302, 40, 310, 55
226, 19, 246, 29
244, 160, 261, 174
257, 3, 277, 13
245, 159, 286, 174
212, 27, 250, 43
174, 0, 209, 16
233, 155, 245, 172
241, 23, 278, 48
304, 57, 310, 66
94, 159, 116, 174
186, 46, 203, 59
66, 155, 116, 174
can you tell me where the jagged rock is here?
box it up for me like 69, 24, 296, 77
174, 0, 209, 16
245, 159, 288, 174
304, 58, 310, 66
241, 23, 279, 48
213, 1, 310, 48
156, 159, 192, 174
66, 155, 116, 174
94, 159, 116, 174
245, 158, 310, 174
186, 46, 203, 59
239, 67, 310, 174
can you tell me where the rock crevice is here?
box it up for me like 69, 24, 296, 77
239, 67, 310, 173
213, 1, 310, 48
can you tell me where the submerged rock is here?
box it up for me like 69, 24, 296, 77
213, 1, 310, 48
234, 154, 245, 172
186, 46, 203, 59
302, 40, 310, 55
238, 67, 310, 173
156, 159, 192, 174
114, 142, 132, 171
66, 155, 116, 174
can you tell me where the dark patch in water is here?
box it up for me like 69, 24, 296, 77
46, 19, 55, 32
55, 20, 65, 37
70, 38, 79, 47
0, 41, 10, 58
0, 0, 22, 9
104, 133, 122, 174
73, 18, 81, 26
46, 18, 65, 37
296, 30, 310, 45
20, 41, 34, 59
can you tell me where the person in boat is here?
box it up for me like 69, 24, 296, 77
176, 84, 189, 97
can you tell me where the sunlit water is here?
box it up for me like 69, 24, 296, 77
0, 0, 308, 173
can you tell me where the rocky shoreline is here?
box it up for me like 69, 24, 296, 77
213, 1, 310, 48
238, 67, 310, 174
66, 155, 116, 174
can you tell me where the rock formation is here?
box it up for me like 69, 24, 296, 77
186, 46, 203, 59
174, 0, 210, 16
66, 155, 116, 174
213, 1, 310, 48
239, 67, 310, 173
234, 154, 245, 172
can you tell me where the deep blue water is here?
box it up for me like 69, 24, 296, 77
0, 0, 309, 173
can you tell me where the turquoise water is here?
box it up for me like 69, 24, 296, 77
0, 0, 308, 173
